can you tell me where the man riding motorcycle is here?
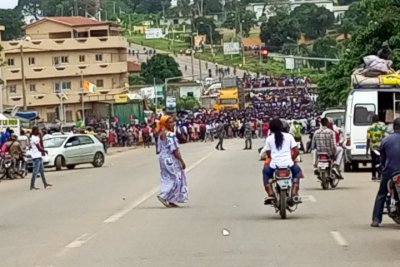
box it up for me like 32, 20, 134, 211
312, 118, 343, 179
262, 119, 302, 204
371, 118, 400, 227
1, 134, 23, 173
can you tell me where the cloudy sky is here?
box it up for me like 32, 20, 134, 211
0, 0, 18, 9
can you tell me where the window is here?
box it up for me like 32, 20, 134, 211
61, 56, 69, 63
7, 58, 14, 66
29, 83, 36, 92
96, 79, 104, 88
354, 104, 376, 126
65, 111, 73, 122
28, 57, 35, 65
66, 136, 80, 147
95, 53, 103, 61
54, 82, 61, 93
8, 85, 17, 93
53, 56, 60, 65
78, 136, 94, 145
62, 81, 71, 90
47, 112, 56, 123
79, 55, 85, 62
219, 99, 238, 105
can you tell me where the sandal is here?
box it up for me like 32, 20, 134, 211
157, 196, 171, 207
169, 203, 180, 208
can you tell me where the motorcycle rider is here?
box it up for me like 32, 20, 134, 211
312, 118, 343, 179
366, 115, 387, 181
2, 134, 23, 173
262, 118, 302, 204
371, 118, 400, 227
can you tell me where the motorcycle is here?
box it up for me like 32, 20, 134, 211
317, 152, 340, 190
269, 167, 301, 219
0, 153, 17, 180
384, 171, 400, 224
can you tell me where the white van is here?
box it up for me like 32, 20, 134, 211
321, 109, 345, 128
344, 80, 400, 172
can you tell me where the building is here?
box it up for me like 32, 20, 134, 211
332, 5, 350, 24
246, 0, 335, 20
0, 25, 4, 111
2, 16, 129, 123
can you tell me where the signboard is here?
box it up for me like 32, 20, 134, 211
179, 86, 202, 100
140, 87, 156, 99
223, 42, 240, 55
285, 56, 295, 70
165, 96, 177, 113
145, 28, 163, 39
115, 94, 128, 103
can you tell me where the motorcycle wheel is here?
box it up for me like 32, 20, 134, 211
320, 171, 329, 190
280, 190, 287, 219
330, 174, 340, 188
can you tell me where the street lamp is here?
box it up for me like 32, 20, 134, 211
199, 22, 213, 56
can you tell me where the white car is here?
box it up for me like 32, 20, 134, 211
42, 134, 105, 171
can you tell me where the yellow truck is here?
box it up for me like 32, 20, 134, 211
213, 77, 243, 110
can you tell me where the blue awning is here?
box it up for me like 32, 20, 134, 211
15, 111, 38, 120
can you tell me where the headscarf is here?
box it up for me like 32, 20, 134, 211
157, 115, 171, 131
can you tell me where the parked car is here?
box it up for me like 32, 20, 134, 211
38, 134, 105, 171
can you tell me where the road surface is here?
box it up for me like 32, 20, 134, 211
0, 139, 399, 267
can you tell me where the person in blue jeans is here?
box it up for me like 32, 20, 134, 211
262, 119, 302, 205
29, 126, 52, 190
371, 118, 400, 227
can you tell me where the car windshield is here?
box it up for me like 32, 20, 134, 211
44, 137, 67, 148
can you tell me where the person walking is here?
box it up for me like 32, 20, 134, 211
215, 120, 226, 151
243, 120, 253, 150
29, 126, 52, 190
366, 115, 387, 180
156, 115, 188, 208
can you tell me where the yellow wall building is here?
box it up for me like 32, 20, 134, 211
2, 16, 128, 122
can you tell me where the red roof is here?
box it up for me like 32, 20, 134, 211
24, 16, 111, 29
127, 61, 141, 73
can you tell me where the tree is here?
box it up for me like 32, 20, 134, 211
223, 10, 257, 37
140, 54, 182, 84
194, 17, 220, 43
318, 0, 400, 107
310, 36, 337, 69
290, 4, 334, 39
177, 96, 200, 110
0, 9, 24, 41
259, 12, 300, 52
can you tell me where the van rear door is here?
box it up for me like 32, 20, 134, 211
350, 90, 378, 157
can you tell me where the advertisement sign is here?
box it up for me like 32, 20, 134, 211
223, 42, 240, 55
179, 86, 202, 100
115, 94, 128, 103
165, 96, 177, 113
140, 87, 156, 99
145, 28, 163, 39
285, 56, 295, 70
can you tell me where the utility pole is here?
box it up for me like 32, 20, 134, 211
153, 77, 158, 109
80, 72, 85, 126
198, 58, 203, 81
240, 22, 245, 66
74, 0, 78, 16
19, 45, 27, 111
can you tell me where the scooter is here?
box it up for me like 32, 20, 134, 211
372, 150, 382, 180
384, 171, 400, 224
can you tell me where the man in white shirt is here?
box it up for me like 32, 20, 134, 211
262, 119, 302, 204
30, 126, 52, 190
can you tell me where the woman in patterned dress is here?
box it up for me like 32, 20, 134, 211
157, 115, 189, 207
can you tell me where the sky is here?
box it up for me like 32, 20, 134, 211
0, 0, 18, 9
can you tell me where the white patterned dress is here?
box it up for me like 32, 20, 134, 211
158, 132, 189, 203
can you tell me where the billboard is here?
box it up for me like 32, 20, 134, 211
179, 86, 202, 100
145, 28, 163, 39
223, 42, 240, 55
285, 56, 295, 70
166, 96, 177, 113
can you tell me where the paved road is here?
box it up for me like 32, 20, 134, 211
129, 43, 250, 81
0, 139, 399, 267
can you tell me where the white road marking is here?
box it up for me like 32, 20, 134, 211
103, 152, 213, 224
301, 195, 317, 202
330, 231, 349, 247
56, 233, 97, 257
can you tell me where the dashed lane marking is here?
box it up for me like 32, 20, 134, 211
330, 231, 349, 247
56, 233, 97, 257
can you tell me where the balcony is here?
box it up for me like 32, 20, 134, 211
3, 36, 128, 53
4, 62, 128, 81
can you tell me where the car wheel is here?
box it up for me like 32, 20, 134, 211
55, 156, 63, 171
66, 165, 76, 170
92, 152, 104, 168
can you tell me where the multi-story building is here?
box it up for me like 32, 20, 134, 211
2, 16, 128, 123
0, 25, 4, 111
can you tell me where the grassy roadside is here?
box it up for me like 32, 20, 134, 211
127, 34, 325, 80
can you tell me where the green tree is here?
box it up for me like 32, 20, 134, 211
223, 10, 257, 37
290, 4, 335, 39
318, 0, 400, 107
176, 96, 200, 110
310, 36, 337, 69
0, 9, 24, 41
194, 16, 220, 43
140, 54, 182, 84
259, 12, 300, 52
